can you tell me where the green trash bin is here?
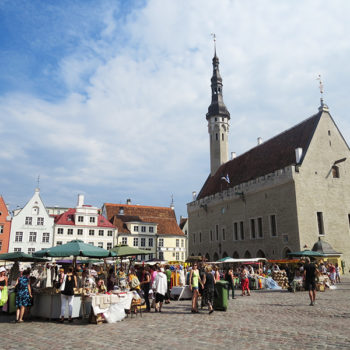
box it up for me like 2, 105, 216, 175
214, 280, 228, 311
8, 291, 16, 314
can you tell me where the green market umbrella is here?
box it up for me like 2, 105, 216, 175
109, 244, 150, 257
287, 250, 323, 257
0, 251, 48, 262
217, 256, 233, 262
33, 240, 111, 258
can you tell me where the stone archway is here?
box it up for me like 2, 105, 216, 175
256, 249, 266, 258
222, 251, 228, 258
244, 250, 251, 259
233, 251, 239, 259
283, 247, 291, 258
213, 252, 219, 261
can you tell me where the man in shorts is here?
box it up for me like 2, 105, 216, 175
304, 257, 317, 306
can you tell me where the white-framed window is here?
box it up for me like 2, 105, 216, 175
133, 237, 139, 247
0, 225, 3, 234
14, 248, 22, 252
141, 238, 146, 247
99, 230, 104, 236
149, 227, 154, 233
25, 217, 32, 225
107, 230, 113, 237
42, 232, 50, 243
148, 253, 153, 260
89, 229, 95, 236
37, 217, 44, 225
67, 229, 73, 235
141, 226, 146, 232
78, 216, 84, 222
134, 226, 139, 232
57, 228, 64, 235
32, 206, 39, 215
158, 238, 164, 247
29, 232, 37, 242
159, 252, 164, 260
181, 239, 184, 248
148, 238, 153, 247
90, 217, 95, 223
176, 239, 179, 247
15, 232, 23, 242
176, 252, 179, 260
28, 248, 35, 254
107, 242, 112, 250
121, 237, 128, 245
98, 242, 103, 248
181, 252, 184, 261
77, 229, 83, 235
57, 241, 62, 246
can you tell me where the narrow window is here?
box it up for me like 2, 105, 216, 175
234, 222, 238, 241
222, 133, 224, 141
210, 230, 213, 241
215, 225, 219, 240
216, 133, 218, 141
240, 221, 244, 240
332, 166, 339, 178
270, 215, 277, 237
317, 212, 325, 235
250, 219, 256, 239
257, 217, 263, 238
348, 214, 350, 230
193, 233, 196, 244
222, 228, 226, 241
199, 232, 202, 242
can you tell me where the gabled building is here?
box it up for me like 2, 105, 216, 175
187, 50, 350, 268
8, 188, 54, 253
102, 201, 187, 261
53, 195, 116, 250
0, 196, 12, 253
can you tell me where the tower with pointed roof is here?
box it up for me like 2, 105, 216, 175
207, 47, 231, 176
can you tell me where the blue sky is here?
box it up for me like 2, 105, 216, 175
1, 0, 350, 219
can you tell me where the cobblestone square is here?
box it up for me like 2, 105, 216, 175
1, 279, 350, 350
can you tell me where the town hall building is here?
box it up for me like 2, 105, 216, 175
187, 50, 350, 269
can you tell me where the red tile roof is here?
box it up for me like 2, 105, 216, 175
179, 217, 188, 230
198, 111, 322, 199
54, 208, 114, 228
104, 204, 185, 236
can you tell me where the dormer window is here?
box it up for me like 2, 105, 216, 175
134, 226, 139, 232
32, 206, 39, 215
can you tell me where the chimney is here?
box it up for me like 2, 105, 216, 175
257, 137, 262, 145
231, 152, 236, 160
77, 194, 84, 207
126, 198, 131, 205
192, 191, 197, 201
295, 148, 303, 164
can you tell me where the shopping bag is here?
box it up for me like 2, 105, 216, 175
0, 286, 8, 306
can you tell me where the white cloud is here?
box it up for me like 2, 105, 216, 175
1, 0, 350, 217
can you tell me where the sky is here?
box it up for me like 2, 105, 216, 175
1, 0, 350, 219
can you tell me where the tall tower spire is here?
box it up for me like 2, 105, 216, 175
206, 36, 230, 176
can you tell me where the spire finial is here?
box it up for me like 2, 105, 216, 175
317, 74, 329, 111
211, 33, 216, 55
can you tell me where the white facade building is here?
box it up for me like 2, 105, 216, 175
53, 195, 117, 250
8, 188, 54, 254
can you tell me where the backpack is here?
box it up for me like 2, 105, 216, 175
130, 276, 140, 289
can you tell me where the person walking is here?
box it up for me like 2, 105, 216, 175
140, 266, 151, 312
189, 263, 203, 313
335, 263, 341, 283
241, 266, 250, 296
15, 269, 32, 323
225, 267, 235, 299
202, 265, 215, 314
303, 257, 317, 306
59, 266, 77, 322
152, 267, 167, 312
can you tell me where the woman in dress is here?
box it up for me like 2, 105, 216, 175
59, 266, 77, 323
202, 265, 215, 314
241, 265, 251, 296
0, 267, 8, 309
15, 269, 32, 323
189, 263, 203, 313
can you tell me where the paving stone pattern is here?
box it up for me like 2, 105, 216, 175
2, 278, 350, 350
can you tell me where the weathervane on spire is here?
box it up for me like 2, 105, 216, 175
316, 74, 329, 111
37, 175, 40, 188
211, 33, 216, 54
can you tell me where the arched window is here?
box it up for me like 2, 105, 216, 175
283, 248, 291, 258
256, 249, 266, 258
213, 252, 219, 261
233, 251, 239, 259
32, 206, 39, 215
222, 251, 228, 258
244, 250, 251, 259
205, 253, 210, 262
